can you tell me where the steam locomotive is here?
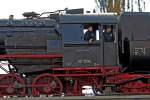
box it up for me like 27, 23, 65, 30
0, 9, 150, 97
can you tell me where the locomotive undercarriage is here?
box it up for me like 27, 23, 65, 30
0, 54, 150, 97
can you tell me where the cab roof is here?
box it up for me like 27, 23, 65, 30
59, 14, 118, 24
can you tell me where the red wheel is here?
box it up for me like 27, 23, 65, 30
32, 73, 63, 96
0, 74, 25, 96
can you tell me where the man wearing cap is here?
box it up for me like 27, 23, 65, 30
84, 25, 95, 43
103, 26, 114, 42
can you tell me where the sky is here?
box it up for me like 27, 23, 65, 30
0, 0, 149, 19
0, 0, 95, 19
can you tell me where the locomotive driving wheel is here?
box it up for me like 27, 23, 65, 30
32, 73, 63, 96
0, 74, 25, 96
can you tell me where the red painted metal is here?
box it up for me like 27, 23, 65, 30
51, 67, 120, 76
28, 70, 150, 96
105, 73, 150, 94
50, 74, 103, 77
51, 67, 119, 73
73, 80, 79, 95
62, 71, 103, 96
1, 40, 150, 96
106, 73, 144, 84
117, 81, 150, 94
0, 54, 63, 59
0, 74, 25, 96
0, 62, 150, 96
32, 73, 63, 96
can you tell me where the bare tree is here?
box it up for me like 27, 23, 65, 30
95, 0, 107, 12
95, 0, 146, 14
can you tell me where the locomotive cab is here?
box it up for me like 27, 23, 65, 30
59, 14, 118, 67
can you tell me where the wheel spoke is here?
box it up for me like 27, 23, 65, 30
0, 74, 25, 96
32, 73, 63, 96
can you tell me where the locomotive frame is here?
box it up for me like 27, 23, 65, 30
0, 54, 150, 96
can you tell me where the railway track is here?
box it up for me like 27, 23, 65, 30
2, 95, 150, 100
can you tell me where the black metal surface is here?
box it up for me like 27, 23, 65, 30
66, 8, 84, 14
120, 12, 150, 69
59, 14, 118, 24
0, 19, 61, 73
0, 12, 133, 73
120, 12, 150, 41
130, 41, 150, 67
104, 42, 117, 66
0, 45, 46, 49
0, 19, 56, 27
0, 12, 118, 73
47, 40, 62, 53
63, 42, 102, 67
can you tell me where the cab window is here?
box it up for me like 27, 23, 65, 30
102, 25, 115, 42
83, 24, 100, 42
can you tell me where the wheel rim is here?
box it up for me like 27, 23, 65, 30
0, 74, 25, 96
32, 73, 63, 96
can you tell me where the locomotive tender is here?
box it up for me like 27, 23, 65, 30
0, 9, 150, 96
